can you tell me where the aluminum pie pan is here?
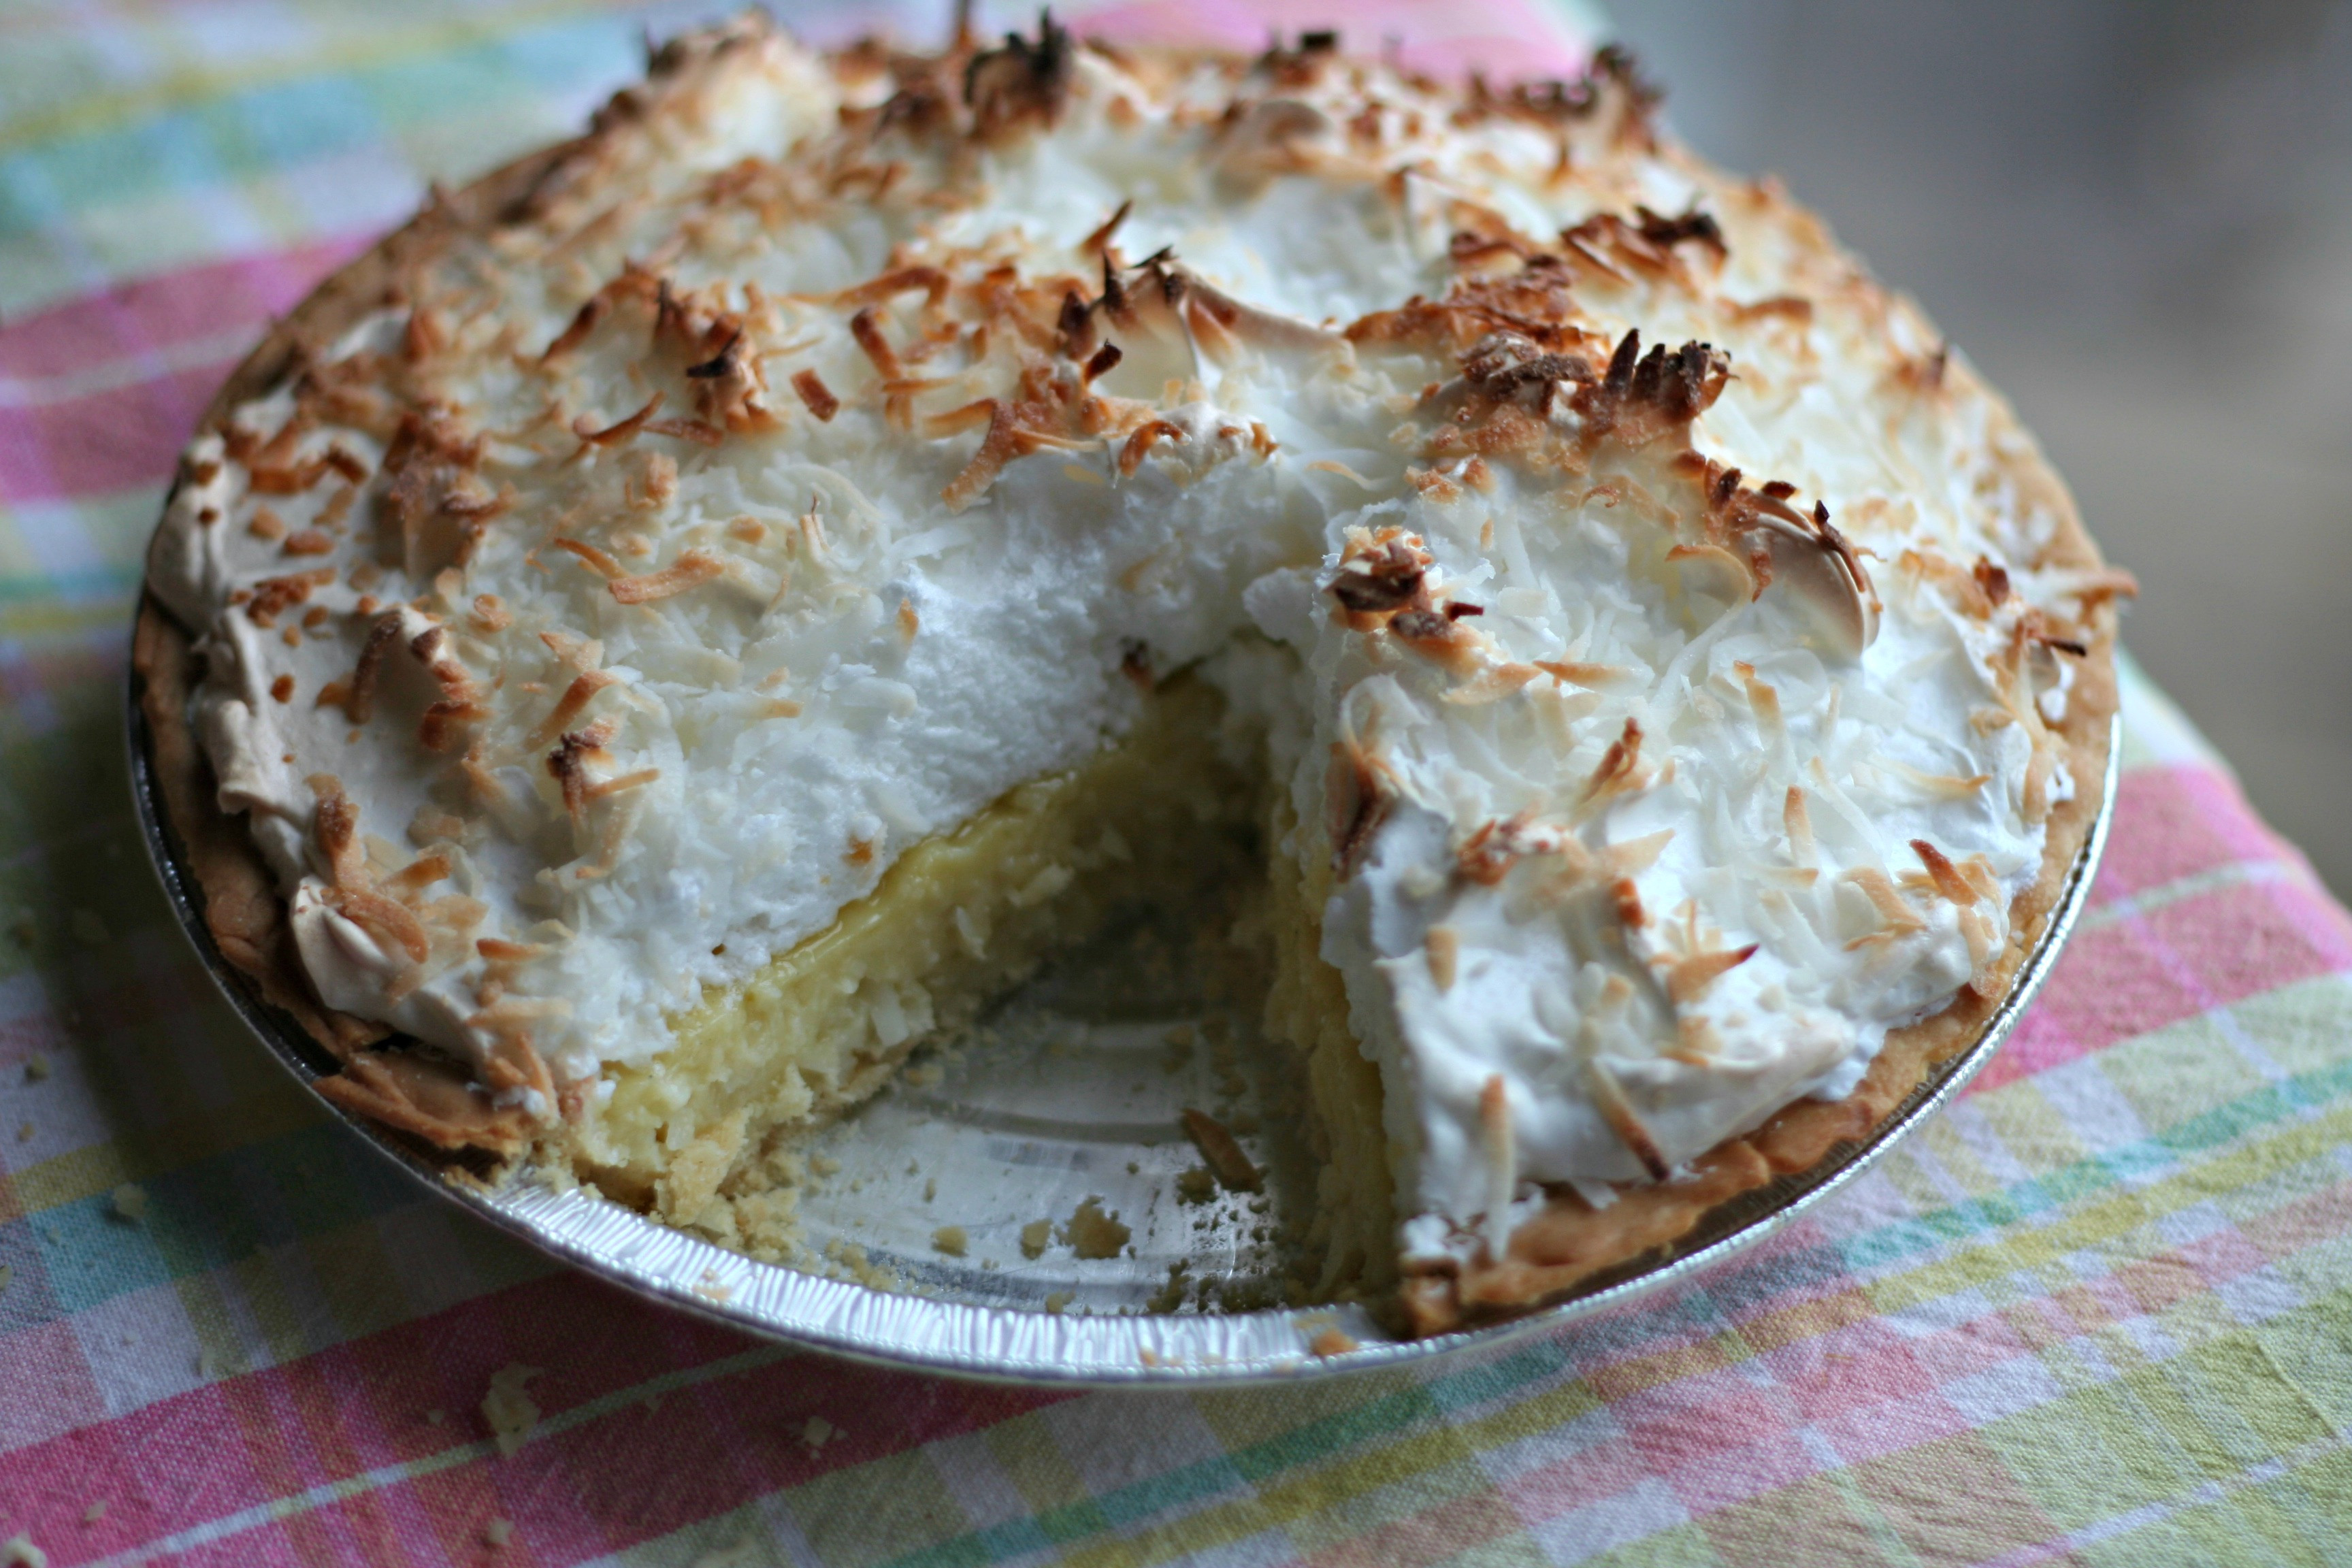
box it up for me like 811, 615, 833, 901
127, 668, 2117, 1387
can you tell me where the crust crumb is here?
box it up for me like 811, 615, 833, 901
1062, 1196, 1130, 1258
480, 1363, 541, 1456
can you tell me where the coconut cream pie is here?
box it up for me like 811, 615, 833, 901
136, 15, 2129, 1333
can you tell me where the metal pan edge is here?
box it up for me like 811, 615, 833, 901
125, 668, 2120, 1388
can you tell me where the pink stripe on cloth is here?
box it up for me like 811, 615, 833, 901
0, 238, 370, 506
0, 239, 367, 382
0, 1321, 110, 1454
1, 1271, 1067, 1561
0, 363, 236, 504
1079, 0, 1588, 77
2092, 766, 2288, 902
1970, 760, 2352, 1095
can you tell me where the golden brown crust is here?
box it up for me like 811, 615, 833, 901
1402, 367, 2123, 1335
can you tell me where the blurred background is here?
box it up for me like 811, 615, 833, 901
1607, 1, 2352, 894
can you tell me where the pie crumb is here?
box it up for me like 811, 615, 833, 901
111, 1183, 149, 1222
1044, 1291, 1073, 1314
484, 1518, 514, 1548
481, 1364, 541, 1456
801, 1415, 834, 1448
80, 1503, 105, 1525
3, 1533, 45, 1568
1061, 1197, 1130, 1259
24, 1055, 49, 1083
930, 1225, 968, 1257
1019, 1219, 1053, 1258
1308, 1327, 1359, 1358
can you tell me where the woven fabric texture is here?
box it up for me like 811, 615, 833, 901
5, 3, 2352, 1563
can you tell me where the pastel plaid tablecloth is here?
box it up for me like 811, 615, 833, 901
7, 2, 2352, 1563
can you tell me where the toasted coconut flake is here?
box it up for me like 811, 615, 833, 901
583, 767, 659, 802
1571, 719, 1645, 821
1326, 528, 1430, 618
540, 293, 608, 361
1884, 758, 1991, 800
1741, 670, 1784, 748
382, 853, 450, 898
1783, 785, 1816, 866
1082, 197, 1133, 255
1612, 876, 1646, 930
1116, 419, 1187, 478
546, 721, 617, 823
1180, 1107, 1261, 1192
308, 774, 367, 887
242, 568, 333, 629
942, 397, 1088, 508
334, 887, 430, 965
1456, 813, 1556, 887
1326, 738, 1396, 880
1958, 905, 1998, 986
551, 536, 624, 579
1477, 1073, 1517, 1239
537, 629, 603, 674
1443, 662, 1541, 705
572, 392, 663, 450
1427, 925, 1459, 992
610, 548, 725, 604
790, 368, 840, 421
1389, 605, 1483, 672
2046, 566, 2140, 608
1533, 659, 1636, 691
1973, 557, 2012, 609
1603, 829, 1673, 877
847, 307, 904, 380
1665, 943, 1757, 1005
1585, 1060, 1669, 1181
1841, 866, 1927, 949
643, 416, 725, 446
527, 669, 619, 748
344, 611, 406, 723
832, 265, 952, 310
1910, 838, 1978, 906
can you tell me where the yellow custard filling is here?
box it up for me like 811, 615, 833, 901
560, 677, 1254, 1243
